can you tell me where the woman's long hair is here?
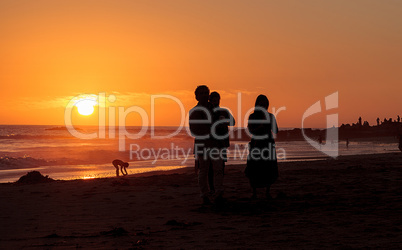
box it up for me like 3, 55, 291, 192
254, 94, 269, 112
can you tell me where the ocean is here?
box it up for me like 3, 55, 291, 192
0, 125, 399, 183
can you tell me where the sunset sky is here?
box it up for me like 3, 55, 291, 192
1, 0, 401, 128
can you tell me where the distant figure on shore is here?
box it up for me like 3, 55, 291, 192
208, 91, 235, 193
112, 159, 129, 177
318, 134, 324, 149
245, 95, 278, 200
358, 117, 362, 126
377, 117, 380, 126
189, 85, 225, 205
346, 138, 349, 149
399, 136, 402, 152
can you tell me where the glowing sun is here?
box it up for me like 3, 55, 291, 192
76, 99, 96, 116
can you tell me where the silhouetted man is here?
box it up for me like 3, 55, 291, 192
189, 85, 225, 205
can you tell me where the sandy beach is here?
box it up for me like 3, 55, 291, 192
0, 152, 401, 249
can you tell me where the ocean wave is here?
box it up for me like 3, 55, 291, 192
45, 126, 83, 131
0, 156, 57, 170
0, 134, 73, 140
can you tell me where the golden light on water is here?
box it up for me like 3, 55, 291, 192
82, 176, 96, 180
78, 166, 187, 180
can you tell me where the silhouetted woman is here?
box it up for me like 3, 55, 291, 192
246, 95, 278, 200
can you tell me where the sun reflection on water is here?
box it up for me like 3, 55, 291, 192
83, 176, 96, 180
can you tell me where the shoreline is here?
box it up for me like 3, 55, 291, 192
1, 149, 400, 184
0, 155, 339, 185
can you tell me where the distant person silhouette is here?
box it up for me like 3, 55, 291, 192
112, 159, 129, 177
189, 85, 225, 205
346, 138, 349, 149
399, 135, 402, 152
245, 95, 278, 200
207, 91, 235, 193
358, 117, 362, 126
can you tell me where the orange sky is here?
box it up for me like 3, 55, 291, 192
0, 0, 401, 128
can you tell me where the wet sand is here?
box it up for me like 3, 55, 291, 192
0, 153, 401, 249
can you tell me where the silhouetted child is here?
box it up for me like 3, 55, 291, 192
112, 159, 129, 177
208, 91, 235, 194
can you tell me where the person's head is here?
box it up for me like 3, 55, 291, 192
195, 85, 210, 104
124, 162, 129, 168
209, 91, 220, 107
254, 94, 269, 110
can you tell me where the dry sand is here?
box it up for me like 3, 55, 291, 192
0, 153, 401, 249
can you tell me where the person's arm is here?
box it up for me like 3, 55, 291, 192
121, 166, 128, 176
271, 114, 278, 140
222, 108, 235, 126
271, 113, 278, 135
229, 111, 235, 126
